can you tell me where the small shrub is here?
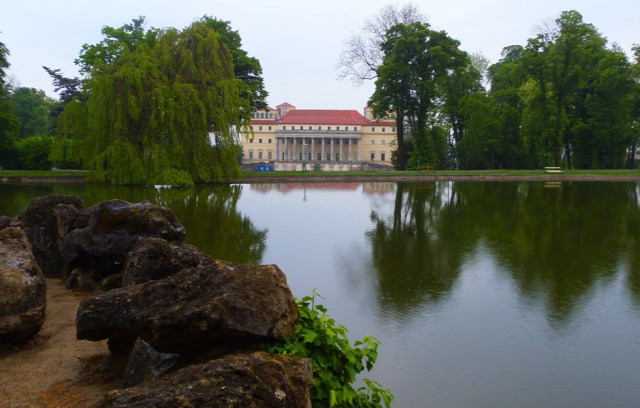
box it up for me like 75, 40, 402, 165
265, 289, 393, 408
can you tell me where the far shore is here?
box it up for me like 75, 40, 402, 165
2, 169, 640, 185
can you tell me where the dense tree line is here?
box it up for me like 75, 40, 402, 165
1, 16, 266, 183
344, 7, 640, 170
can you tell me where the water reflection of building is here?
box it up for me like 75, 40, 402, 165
241, 103, 396, 169
362, 182, 396, 195
249, 183, 361, 193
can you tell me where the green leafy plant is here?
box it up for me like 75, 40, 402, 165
265, 289, 393, 408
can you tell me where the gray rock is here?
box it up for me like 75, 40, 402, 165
18, 195, 84, 277
77, 262, 298, 355
0, 227, 47, 343
101, 351, 313, 408
122, 237, 212, 286
60, 199, 186, 289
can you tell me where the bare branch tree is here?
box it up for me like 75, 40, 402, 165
337, 3, 428, 85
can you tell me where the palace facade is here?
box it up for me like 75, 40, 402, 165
241, 103, 396, 170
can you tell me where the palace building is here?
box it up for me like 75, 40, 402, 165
241, 103, 396, 170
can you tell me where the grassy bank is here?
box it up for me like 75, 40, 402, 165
2, 169, 640, 184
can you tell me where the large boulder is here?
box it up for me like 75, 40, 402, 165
0, 227, 47, 343
60, 199, 186, 289
77, 262, 298, 355
122, 237, 213, 286
101, 351, 313, 408
18, 194, 84, 277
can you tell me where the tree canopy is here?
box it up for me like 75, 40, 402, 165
53, 17, 258, 184
370, 21, 478, 169
360, 8, 639, 170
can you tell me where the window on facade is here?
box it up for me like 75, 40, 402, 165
370, 153, 375, 161
259, 126, 262, 131
318, 126, 322, 130
336, 126, 340, 130
336, 154, 340, 161
268, 139, 272, 143
327, 153, 331, 161
259, 139, 262, 143
309, 126, 312, 130
249, 151, 254, 159
251, 112, 255, 118
318, 153, 322, 161
250, 139, 254, 143
372, 140, 375, 145
268, 126, 272, 131
300, 126, 303, 130
382, 127, 386, 132
283, 126, 286, 130
381, 153, 386, 161
382, 140, 385, 145
392, 127, 396, 132
299, 153, 303, 161
354, 127, 357, 131
353, 140, 358, 145
261, 113, 265, 118
372, 127, 375, 132
328, 126, 331, 130
258, 151, 263, 159
268, 151, 272, 160
269, 113, 273, 118
308, 153, 312, 161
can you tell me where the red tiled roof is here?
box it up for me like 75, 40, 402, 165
277, 102, 295, 108
279, 110, 369, 126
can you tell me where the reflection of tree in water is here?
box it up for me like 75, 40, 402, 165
367, 182, 478, 318
27, 184, 267, 265
368, 181, 640, 326
154, 185, 267, 264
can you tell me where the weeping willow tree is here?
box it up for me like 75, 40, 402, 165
54, 19, 251, 184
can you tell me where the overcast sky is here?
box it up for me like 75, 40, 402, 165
1, 0, 637, 111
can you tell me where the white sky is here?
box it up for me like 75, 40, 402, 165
1, 0, 637, 111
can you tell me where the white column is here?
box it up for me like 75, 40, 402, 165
284, 138, 289, 161
311, 138, 315, 161
321, 138, 325, 161
349, 138, 353, 161
292, 138, 297, 161
358, 139, 361, 161
339, 139, 343, 162
330, 138, 334, 162
276, 137, 280, 162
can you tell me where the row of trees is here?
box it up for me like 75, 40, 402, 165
340, 6, 640, 170
0, 40, 66, 170
1, 16, 267, 183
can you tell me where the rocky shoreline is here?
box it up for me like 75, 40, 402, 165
1, 195, 312, 407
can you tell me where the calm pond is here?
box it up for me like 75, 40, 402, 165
2, 180, 640, 408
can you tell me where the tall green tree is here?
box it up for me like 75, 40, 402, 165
0, 39, 19, 167
199, 16, 268, 110
370, 21, 473, 169
55, 19, 252, 184
338, 3, 428, 170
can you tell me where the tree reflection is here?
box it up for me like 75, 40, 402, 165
367, 182, 478, 317
2, 184, 267, 265
368, 181, 640, 325
153, 185, 267, 264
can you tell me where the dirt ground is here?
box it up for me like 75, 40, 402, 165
0, 279, 126, 408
